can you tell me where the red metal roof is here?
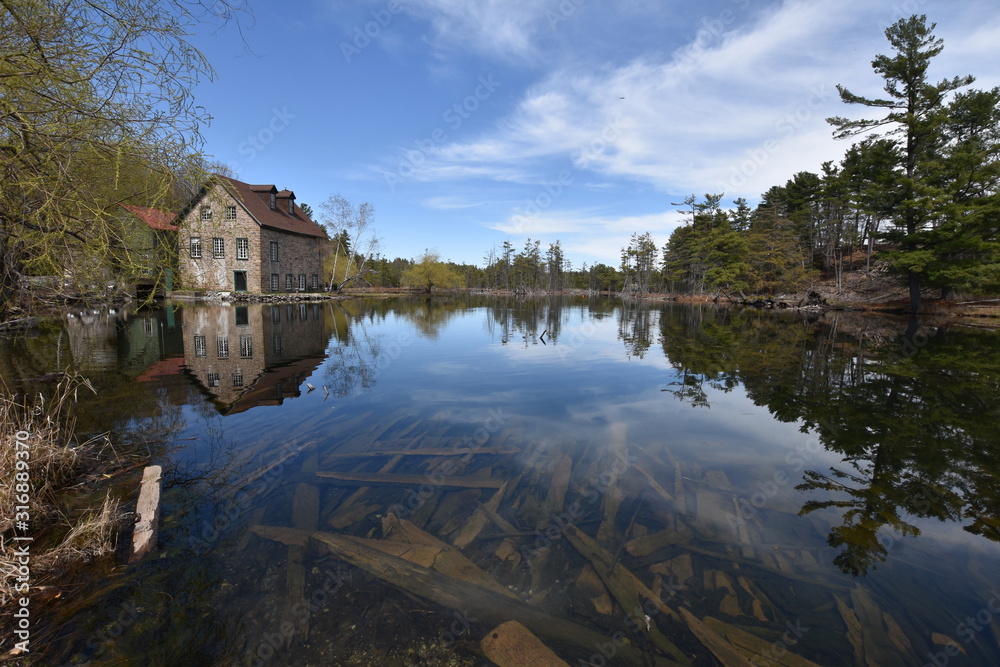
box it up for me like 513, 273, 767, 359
121, 204, 178, 232
216, 176, 325, 238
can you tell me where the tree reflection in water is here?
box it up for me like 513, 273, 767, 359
658, 305, 1000, 576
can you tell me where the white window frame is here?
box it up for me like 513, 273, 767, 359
225, 205, 237, 221
236, 237, 249, 260
201, 206, 212, 222
270, 241, 279, 261
212, 237, 224, 258
239, 334, 253, 359
190, 237, 202, 259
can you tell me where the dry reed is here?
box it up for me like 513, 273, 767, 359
1, 374, 123, 608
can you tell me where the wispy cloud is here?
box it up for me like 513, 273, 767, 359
378, 0, 882, 202
399, 0, 548, 61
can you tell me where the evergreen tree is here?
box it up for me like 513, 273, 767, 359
827, 15, 978, 311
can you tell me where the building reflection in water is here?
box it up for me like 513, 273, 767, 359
181, 303, 329, 414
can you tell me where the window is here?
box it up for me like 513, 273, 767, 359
273, 333, 282, 353
239, 334, 253, 359
299, 304, 307, 321
285, 274, 293, 291
217, 335, 229, 359
207, 372, 220, 387
232, 370, 244, 388
236, 237, 249, 260
298, 274, 306, 291
225, 205, 237, 221
270, 273, 279, 291
311, 274, 319, 289
269, 192, 276, 209
201, 206, 212, 222
288, 199, 294, 215
194, 335, 206, 358
269, 241, 279, 261
212, 238, 224, 258
190, 237, 202, 258
272, 307, 281, 323
236, 306, 249, 326
143, 318, 154, 336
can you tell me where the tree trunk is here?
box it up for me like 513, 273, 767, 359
908, 271, 921, 313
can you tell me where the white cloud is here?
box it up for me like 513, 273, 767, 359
380, 0, 888, 204
399, 0, 547, 61
489, 209, 688, 264
422, 195, 491, 210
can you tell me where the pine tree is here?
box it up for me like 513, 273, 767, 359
827, 15, 977, 311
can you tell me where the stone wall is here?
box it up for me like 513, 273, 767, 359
177, 183, 323, 293
177, 184, 261, 291
260, 226, 324, 293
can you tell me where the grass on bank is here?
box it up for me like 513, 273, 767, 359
0, 375, 124, 612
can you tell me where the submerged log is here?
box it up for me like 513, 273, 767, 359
221, 440, 314, 499
130, 465, 163, 562
576, 564, 613, 616
380, 513, 517, 599
624, 523, 695, 558
835, 594, 867, 667
322, 446, 521, 459
482, 621, 569, 667
251, 524, 311, 547
253, 527, 679, 666
702, 617, 823, 667
451, 482, 509, 548
632, 463, 675, 506
678, 609, 755, 667
597, 424, 628, 547
285, 474, 320, 646
236, 506, 268, 551
535, 454, 573, 531
562, 524, 688, 664
326, 427, 422, 528
284, 545, 307, 648
850, 584, 912, 665
316, 470, 506, 489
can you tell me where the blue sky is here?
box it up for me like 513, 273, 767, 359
188, 0, 1000, 268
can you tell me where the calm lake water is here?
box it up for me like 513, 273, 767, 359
5, 297, 1000, 666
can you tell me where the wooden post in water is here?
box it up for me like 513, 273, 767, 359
130, 465, 162, 562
